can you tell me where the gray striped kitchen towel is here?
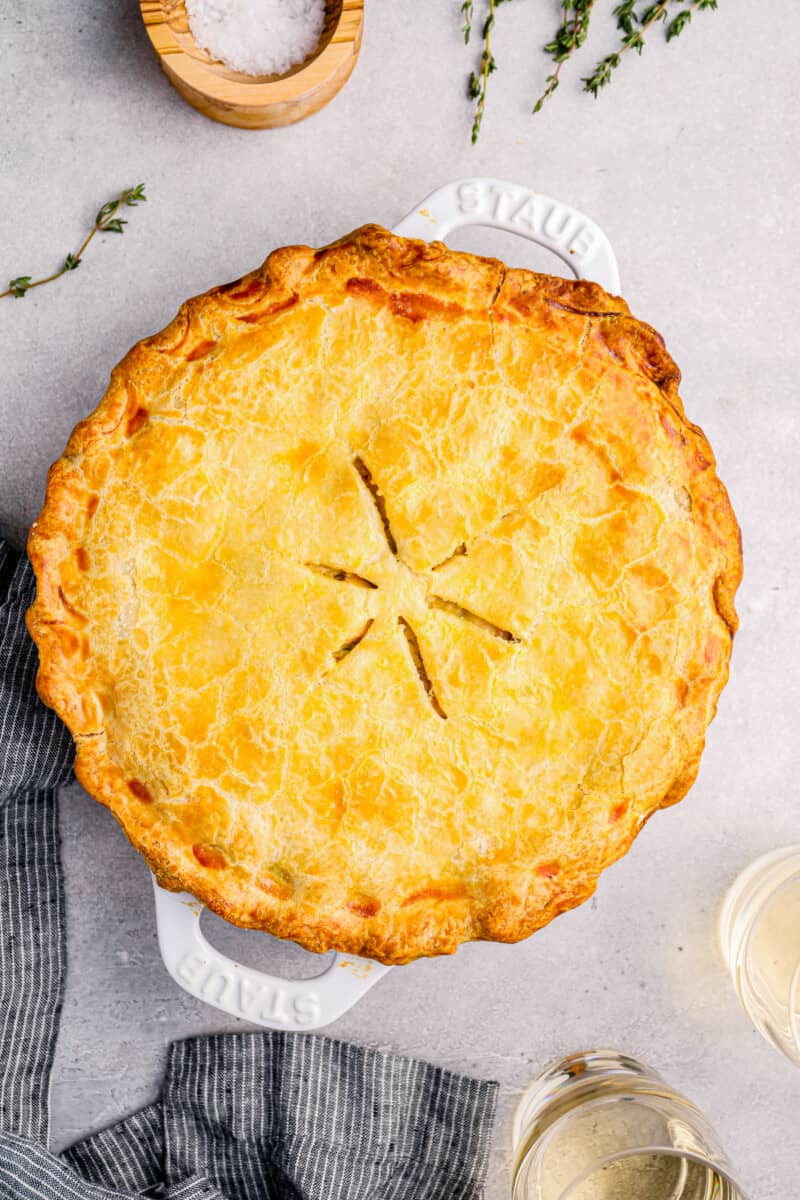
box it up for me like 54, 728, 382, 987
0, 538, 498, 1199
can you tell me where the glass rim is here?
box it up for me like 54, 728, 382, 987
741, 871, 800, 1057
723, 850, 800, 959
511, 1048, 671, 1148
514, 1092, 728, 1192
720, 848, 800, 963
552, 1146, 750, 1200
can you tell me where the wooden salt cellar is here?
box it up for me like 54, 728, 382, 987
140, 0, 364, 129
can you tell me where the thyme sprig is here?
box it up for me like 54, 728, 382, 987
463, 0, 719, 139
2, 184, 146, 301
467, 0, 498, 144
583, 1, 670, 96
533, 1, 598, 115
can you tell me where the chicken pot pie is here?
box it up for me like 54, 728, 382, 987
27, 226, 741, 964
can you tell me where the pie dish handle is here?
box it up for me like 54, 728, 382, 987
153, 879, 391, 1031
392, 177, 621, 294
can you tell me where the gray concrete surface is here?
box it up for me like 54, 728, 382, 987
2, 2, 799, 1195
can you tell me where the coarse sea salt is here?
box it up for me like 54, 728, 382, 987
186, 0, 327, 78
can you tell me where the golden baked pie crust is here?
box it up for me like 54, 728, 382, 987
27, 226, 741, 964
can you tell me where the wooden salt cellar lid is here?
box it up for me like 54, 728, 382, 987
140, 0, 364, 129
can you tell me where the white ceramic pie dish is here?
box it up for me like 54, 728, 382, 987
153, 177, 621, 1031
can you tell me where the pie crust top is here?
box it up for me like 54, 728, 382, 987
27, 226, 741, 964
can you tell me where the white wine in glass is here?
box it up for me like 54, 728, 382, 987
720, 845, 800, 1066
512, 1051, 748, 1200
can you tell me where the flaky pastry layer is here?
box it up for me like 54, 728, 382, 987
27, 226, 741, 963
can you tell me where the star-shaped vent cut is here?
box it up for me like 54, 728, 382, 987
302, 455, 521, 719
